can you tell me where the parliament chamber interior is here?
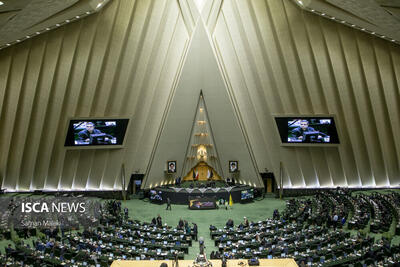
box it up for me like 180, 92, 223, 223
0, 0, 400, 266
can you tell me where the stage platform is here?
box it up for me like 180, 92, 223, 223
152, 185, 255, 204
111, 259, 298, 267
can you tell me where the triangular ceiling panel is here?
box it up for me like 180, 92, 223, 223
143, 19, 262, 188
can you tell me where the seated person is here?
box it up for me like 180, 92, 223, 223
5, 244, 14, 256
291, 120, 315, 141
243, 217, 249, 227
78, 122, 112, 145
226, 219, 234, 228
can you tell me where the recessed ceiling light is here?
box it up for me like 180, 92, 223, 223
0, 1, 4, 6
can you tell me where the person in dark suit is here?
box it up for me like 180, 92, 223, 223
178, 218, 184, 229
192, 223, 198, 241
77, 122, 111, 145
166, 197, 172, 210
5, 244, 13, 256
156, 214, 162, 227
291, 120, 315, 141
226, 219, 234, 228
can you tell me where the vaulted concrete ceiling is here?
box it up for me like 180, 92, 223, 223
293, 0, 400, 44
0, 0, 112, 49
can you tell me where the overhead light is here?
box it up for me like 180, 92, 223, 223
0, 1, 3, 6
96, 2, 103, 9
297, 0, 303, 5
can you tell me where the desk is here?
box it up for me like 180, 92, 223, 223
111, 259, 298, 267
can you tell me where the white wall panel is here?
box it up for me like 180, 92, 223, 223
0, 0, 399, 190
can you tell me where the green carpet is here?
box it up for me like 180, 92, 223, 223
3, 190, 399, 260
121, 197, 287, 259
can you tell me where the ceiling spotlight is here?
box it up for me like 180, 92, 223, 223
56, 23, 60, 27
297, 0, 303, 5
86, 11, 91, 14
96, 2, 103, 8
311, 9, 315, 12
0, 1, 3, 6
46, 27, 50, 30
36, 31, 40, 35
321, 13, 325, 16
76, 15, 80, 18
66, 19, 70, 22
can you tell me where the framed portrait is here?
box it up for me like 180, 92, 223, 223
167, 161, 177, 173
229, 161, 238, 173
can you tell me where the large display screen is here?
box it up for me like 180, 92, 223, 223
64, 119, 129, 147
275, 116, 339, 145
241, 189, 254, 200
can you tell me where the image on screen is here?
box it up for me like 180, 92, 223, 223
65, 119, 129, 147
275, 117, 339, 145
241, 189, 254, 200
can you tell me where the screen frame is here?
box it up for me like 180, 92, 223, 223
273, 114, 340, 147
64, 117, 130, 150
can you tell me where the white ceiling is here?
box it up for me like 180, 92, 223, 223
0, 0, 112, 49
294, 0, 400, 44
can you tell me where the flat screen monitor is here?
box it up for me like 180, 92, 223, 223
274, 116, 339, 146
241, 189, 254, 200
65, 118, 129, 148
